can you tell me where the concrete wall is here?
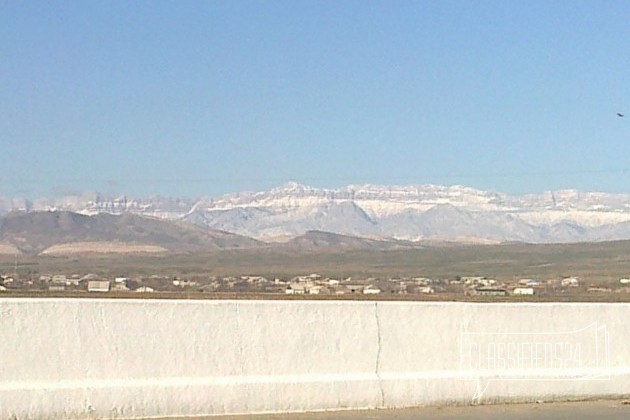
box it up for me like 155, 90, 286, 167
0, 298, 629, 419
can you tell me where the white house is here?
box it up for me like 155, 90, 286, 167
363, 286, 381, 295
135, 286, 155, 293
462, 276, 486, 285
561, 277, 580, 287
308, 285, 322, 295
242, 276, 269, 284
513, 287, 535, 295
87, 280, 110, 292
285, 284, 306, 295
173, 280, 199, 287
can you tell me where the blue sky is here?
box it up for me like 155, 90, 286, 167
1, 1, 628, 198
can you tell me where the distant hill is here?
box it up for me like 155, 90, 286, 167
0, 211, 262, 255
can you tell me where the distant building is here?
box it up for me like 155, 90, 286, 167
112, 282, 129, 291
52, 275, 67, 284
87, 280, 110, 292
0, 285, 7, 292
363, 286, 381, 295
50, 274, 79, 286
286, 284, 306, 295
513, 287, 535, 295
135, 286, 154, 293
173, 279, 199, 287
462, 276, 486, 285
417, 286, 435, 294
48, 285, 65, 292
291, 274, 322, 283
242, 276, 268, 284
396, 282, 408, 294
263, 285, 289, 294
345, 285, 365, 293
620, 278, 630, 284
413, 277, 433, 286
561, 277, 580, 287
474, 288, 508, 296
308, 285, 322, 295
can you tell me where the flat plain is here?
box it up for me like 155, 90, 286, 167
2, 240, 629, 284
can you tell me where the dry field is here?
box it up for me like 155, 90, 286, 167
0, 243, 20, 255
40, 241, 168, 255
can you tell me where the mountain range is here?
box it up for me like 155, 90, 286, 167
1, 183, 630, 246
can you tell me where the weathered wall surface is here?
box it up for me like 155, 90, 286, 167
0, 299, 629, 419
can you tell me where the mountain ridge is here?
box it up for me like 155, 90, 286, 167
2, 183, 630, 244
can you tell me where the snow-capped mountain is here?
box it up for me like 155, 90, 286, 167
2, 182, 630, 243
0, 193, 195, 219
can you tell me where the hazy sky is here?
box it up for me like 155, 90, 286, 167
1, 1, 628, 198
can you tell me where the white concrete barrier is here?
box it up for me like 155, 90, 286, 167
1, 298, 629, 419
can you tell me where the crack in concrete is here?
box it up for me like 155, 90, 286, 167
374, 301, 385, 408
234, 302, 246, 377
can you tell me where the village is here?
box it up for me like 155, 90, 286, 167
1, 271, 630, 298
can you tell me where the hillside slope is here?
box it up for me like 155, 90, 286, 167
0, 211, 262, 255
